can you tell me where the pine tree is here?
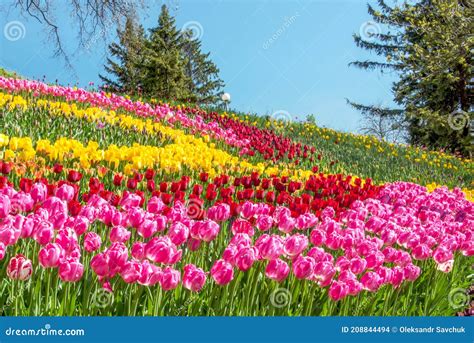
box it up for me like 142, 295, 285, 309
181, 31, 224, 104
142, 5, 191, 100
100, 14, 146, 94
349, 0, 473, 156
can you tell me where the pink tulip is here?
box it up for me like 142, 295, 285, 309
211, 259, 234, 285
138, 260, 162, 286
231, 219, 255, 237
235, 246, 258, 271
230, 233, 250, 246
190, 220, 220, 242
292, 255, 316, 279
11, 193, 33, 213
0, 242, 5, 260
0, 219, 21, 246
321, 206, 335, 220
55, 228, 79, 256
256, 214, 273, 231
309, 229, 325, 246
222, 244, 238, 265
137, 218, 158, 238
183, 264, 207, 292
346, 278, 363, 296
328, 281, 349, 301
168, 222, 189, 246
0, 194, 11, 218
56, 184, 75, 202
120, 261, 141, 283
109, 226, 131, 243
38, 243, 63, 268
33, 221, 54, 245
91, 253, 110, 277
147, 196, 165, 214
349, 257, 367, 275
30, 183, 47, 203
255, 234, 284, 260
72, 216, 89, 236
20, 216, 34, 238
389, 266, 404, 288
325, 233, 343, 250
119, 193, 141, 208
403, 264, 421, 281
433, 246, 453, 264
411, 244, 431, 260
160, 267, 181, 290
131, 242, 146, 260
145, 237, 182, 265
84, 232, 101, 253
335, 255, 351, 271
365, 250, 385, 269
277, 214, 296, 234
207, 203, 230, 222
7, 254, 32, 280
106, 242, 129, 275
360, 271, 383, 292
296, 213, 318, 230
58, 260, 84, 282
284, 234, 308, 257
127, 208, 145, 228
265, 258, 290, 282
240, 201, 257, 219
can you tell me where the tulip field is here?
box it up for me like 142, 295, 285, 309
0, 76, 472, 317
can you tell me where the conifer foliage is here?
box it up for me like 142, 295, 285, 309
349, 0, 473, 157
101, 5, 224, 104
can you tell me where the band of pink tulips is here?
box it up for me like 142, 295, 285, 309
1, 179, 472, 303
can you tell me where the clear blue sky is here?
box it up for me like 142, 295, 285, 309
0, 0, 396, 133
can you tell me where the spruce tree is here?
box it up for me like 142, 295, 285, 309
349, 0, 473, 156
181, 30, 224, 104
100, 14, 146, 94
142, 5, 191, 100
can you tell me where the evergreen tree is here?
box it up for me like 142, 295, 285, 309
349, 0, 473, 156
100, 14, 146, 94
181, 30, 224, 104
142, 5, 191, 100
100, 4, 225, 105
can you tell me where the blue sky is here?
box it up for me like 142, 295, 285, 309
0, 0, 396, 133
